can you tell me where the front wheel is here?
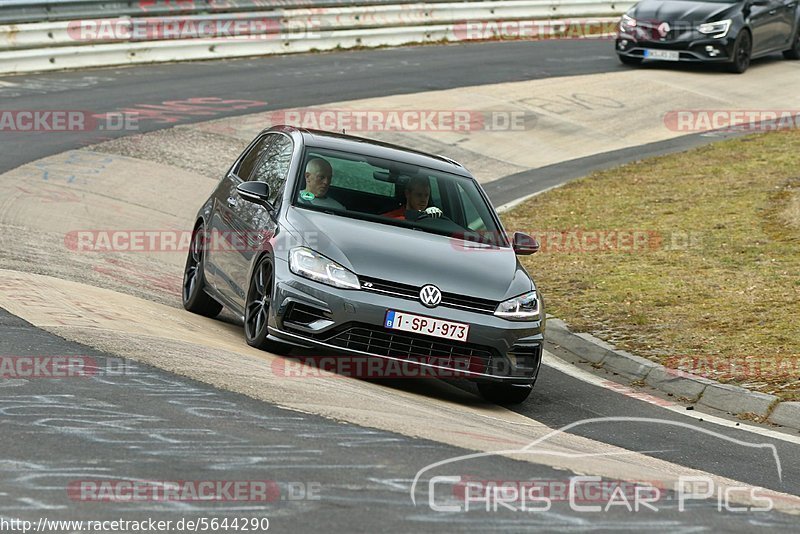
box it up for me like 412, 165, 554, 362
729, 30, 752, 73
244, 255, 286, 352
477, 382, 533, 405
783, 26, 800, 59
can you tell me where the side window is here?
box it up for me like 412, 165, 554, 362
251, 134, 293, 203
234, 134, 271, 180
456, 183, 488, 230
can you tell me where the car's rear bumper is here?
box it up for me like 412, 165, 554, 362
267, 258, 544, 384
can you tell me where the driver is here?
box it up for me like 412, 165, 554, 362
383, 175, 443, 220
298, 158, 345, 210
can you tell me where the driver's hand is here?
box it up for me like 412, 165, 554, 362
424, 207, 443, 218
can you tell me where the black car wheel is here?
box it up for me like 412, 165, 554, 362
477, 382, 533, 405
784, 26, 800, 59
729, 30, 752, 73
183, 224, 223, 318
244, 255, 283, 351
618, 54, 643, 66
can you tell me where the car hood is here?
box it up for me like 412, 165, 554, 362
630, 0, 739, 23
285, 208, 534, 301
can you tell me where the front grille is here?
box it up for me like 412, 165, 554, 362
634, 22, 690, 44
324, 324, 495, 373
360, 276, 498, 314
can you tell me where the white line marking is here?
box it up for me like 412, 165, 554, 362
543, 352, 800, 445
495, 183, 565, 214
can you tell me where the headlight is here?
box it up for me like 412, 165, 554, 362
620, 14, 637, 31
494, 291, 541, 321
698, 19, 731, 37
289, 247, 360, 289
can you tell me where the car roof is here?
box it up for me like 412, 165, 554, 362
266, 125, 473, 178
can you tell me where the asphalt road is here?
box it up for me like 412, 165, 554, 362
2, 311, 797, 532
1, 39, 799, 531
0, 39, 620, 174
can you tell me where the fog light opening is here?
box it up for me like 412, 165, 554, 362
705, 45, 721, 57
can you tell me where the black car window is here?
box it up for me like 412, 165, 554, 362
250, 134, 293, 204
292, 147, 508, 247
234, 134, 272, 180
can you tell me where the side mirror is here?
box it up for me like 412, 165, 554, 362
512, 232, 539, 255
237, 181, 272, 209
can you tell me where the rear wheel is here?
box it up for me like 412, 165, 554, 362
182, 224, 223, 318
477, 382, 533, 405
783, 26, 800, 59
618, 54, 643, 66
729, 30, 752, 73
244, 255, 285, 351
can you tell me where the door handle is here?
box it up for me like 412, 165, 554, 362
769, 8, 777, 13
227, 196, 237, 207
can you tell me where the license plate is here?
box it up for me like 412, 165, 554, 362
644, 49, 679, 61
385, 310, 469, 342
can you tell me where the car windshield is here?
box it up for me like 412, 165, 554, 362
292, 147, 508, 247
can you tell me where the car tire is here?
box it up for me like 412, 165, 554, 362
477, 382, 533, 405
783, 26, 800, 59
182, 223, 223, 318
729, 30, 752, 73
244, 255, 286, 352
618, 54, 643, 66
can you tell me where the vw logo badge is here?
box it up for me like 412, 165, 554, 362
419, 285, 442, 308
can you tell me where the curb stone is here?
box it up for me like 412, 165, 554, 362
767, 402, 800, 429
643, 366, 716, 403
544, 317, 799, 432
697, 382, 778, 418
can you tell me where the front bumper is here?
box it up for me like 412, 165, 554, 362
266, 259, 544, 384
616, 30, 737, 62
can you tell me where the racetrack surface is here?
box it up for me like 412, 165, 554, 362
1, 39, 799, 530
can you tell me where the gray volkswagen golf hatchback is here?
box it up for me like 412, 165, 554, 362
183, 126, 544, 404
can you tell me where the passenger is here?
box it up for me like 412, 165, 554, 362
299, 158, 345, 209
383, 175, 442, 220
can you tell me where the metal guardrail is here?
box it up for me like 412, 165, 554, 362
0, 0, 629, 74
0, 1, 629, 51
0, 0, 469, 24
